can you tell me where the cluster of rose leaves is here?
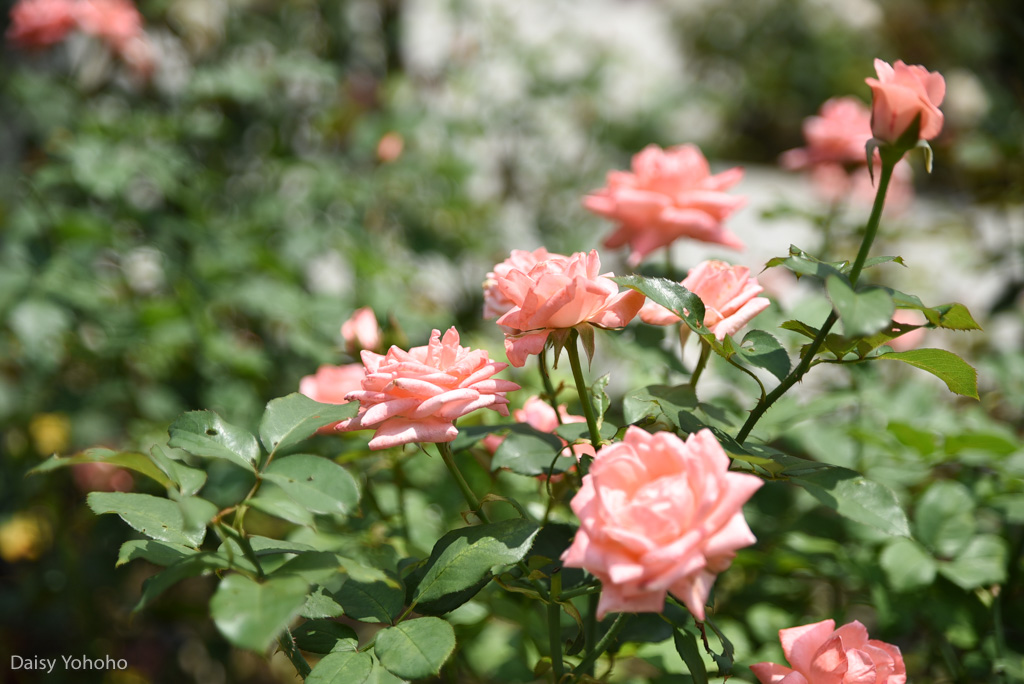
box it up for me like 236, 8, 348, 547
6, 0, 154, 76
295, 59, 945, 683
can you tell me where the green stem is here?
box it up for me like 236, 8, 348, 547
437, 441, 487, 522
689, 337, 712, 390
558, 583, 602, 600
566, 329, 602, 454
571, 612, 629, 678
538, 348, 562, 416
736, 154, 897, 444
277, 629, 312, 678
547, 571, 565, 681
582, 592, 599, 676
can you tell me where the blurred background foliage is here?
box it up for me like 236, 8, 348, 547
0, 0, 1021, 682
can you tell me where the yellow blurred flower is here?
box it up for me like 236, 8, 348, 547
0, 512, 53, 562
28, 413, 70, 456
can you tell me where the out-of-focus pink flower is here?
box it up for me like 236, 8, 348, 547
750, 619, 907, 684
337, 327, 520, 450
72, 462, 133, 493
483, 395, 596, 460
376, 132, 404, 163
483, 247, 568, 320
866, 59, 945, 143
808, 160, 914, 214
299, 363, 367, 433
73, 0, 143, 49
584, 144, 746, 266
780, 97, 872, 171
640, 260, 770, 340
341, 307, 382, 355
6, 0, 78, 49
493, 250, 645, 367
561, 427, 762, 620
887, 310, 927, 353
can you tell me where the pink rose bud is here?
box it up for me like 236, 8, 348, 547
640, 260, 770, 340
298, 363, 367, 433
6, 0, 78, 49
750, 619, 907, 684
336, 327, 520, 450
561, 427, 762, 620
584, 144, 746, 266
341, 307, 382, 354
483, 247, 568, 320
484, 395, 596, 460
865, 59, 945, 143
492, 249, 645, 367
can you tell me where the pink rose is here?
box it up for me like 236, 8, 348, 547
341, 307, 382, 354
493, 249, 645, 368
337, 327, 520, 450
73, 0, 143, 49
808, 161, 914, 214
483, 247, 567, 320
483, 395, 596, 459
865, 59, 945, 143
780, 97, 872, 171
561, 427, 762, 620
750, 619, 906, 684
298, 363, 367, 433
6, 0, 78, 49
887, 310, 927, 353
583, 144, 746, 266
72, 462, 133, 493
639, 260, 770, 340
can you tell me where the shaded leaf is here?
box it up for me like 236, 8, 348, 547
210, 574, 310, 651
733, 330, 791, 381
262, 454, 360, 516
87, 492, 208, 547
374, 617, 456, 680
492, 425, 573, 476
307, 651, 374, 684
333, 576, 405, 624
826, 276, 894, 338
293, 620, 358, 654
939, 535, 1008, 590
880, 538, 937, 591
117, 540, 197, 568
673, 627, 709, 684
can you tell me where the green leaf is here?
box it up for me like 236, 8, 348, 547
30, 448, 170, 488
939, 535, 1008, 590
135, 553, 229, 612
301, 586, 345, 619
87, 492, 208, 547
765, 246, 848, 282
307, 652, 374, 683
879, 538, 937, 591
117, 540, 197, 568
168, 411, 259, 472
610, 275, 706, 333
826, 276, 895, 338
333, 577, 405, 623
293, 620, 358, 654
780, 319, 821, 340
374, 617, 456, 679
622, 383, 697, 426
877, 349, 979, 399
258, 393, 360, 455
492, 425, 574, 476
591, 373, 611, 425
924, 303, 982, 331
553, 421, 617, 446
248, 483, 315, 526
789, 468, 911, 537
262, 454, 360, 517
915, 481, 977, 558
210, 574, 310, 651
860, 255, 906, 270
149, 445, 207, 496
413, 519, 539, 607
673, 627, 709, 684
733, 330, 791, 381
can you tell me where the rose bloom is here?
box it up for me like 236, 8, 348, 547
640, 260, 770, 340
6, 0, 78, 49
73, 0, 144, 49
336, 327, 520, 450
483, 395, 596, 460
299, 363, 367, 433
341, 307, 382, 355
483, 247, 567, 320
583, 144, 746, 266
780, 97, 873, 171
493, 250, 645, 368
561, 427, 762, 620
865, 59, 945, 143
750, 619, 906, 684
808, 161, 914, 215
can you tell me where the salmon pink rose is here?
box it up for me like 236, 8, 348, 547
299, 363, 366, 433
780, 97, 873, 171
73, 0, 144, 49
6, 0, 78, 48
341, 307, 382, 354
866, 59, 945, 143
483, 247, 568, 320
337, 327, 520, 450
584, 144, 746, 266
483, 395, 596, 460
561, 427, 762, 620
640, 260, 770, 340
750, 619, 906, 684
493, 250, 645, 367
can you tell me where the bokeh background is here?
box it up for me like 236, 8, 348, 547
1, 0, 1022, 682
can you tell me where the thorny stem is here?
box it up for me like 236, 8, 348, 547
736, 154, 897, 444
277, 629, 311, 678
